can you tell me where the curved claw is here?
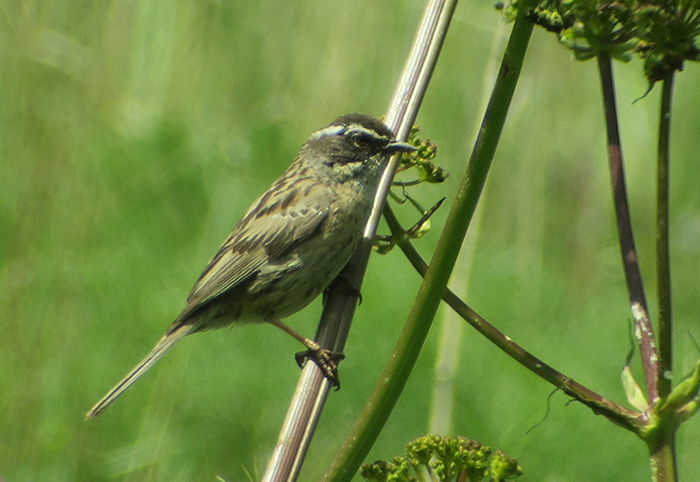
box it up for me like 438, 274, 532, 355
294, 348, 345, 389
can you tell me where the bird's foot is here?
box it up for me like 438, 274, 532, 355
295, 344, 345, 389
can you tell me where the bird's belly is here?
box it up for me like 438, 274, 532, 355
252, 208, 364, 319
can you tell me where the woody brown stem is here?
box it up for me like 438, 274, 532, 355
597, 52, 659, 403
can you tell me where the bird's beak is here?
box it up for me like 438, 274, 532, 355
384, 140, 417, 154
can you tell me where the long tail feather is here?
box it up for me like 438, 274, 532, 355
86, 324, 193, 419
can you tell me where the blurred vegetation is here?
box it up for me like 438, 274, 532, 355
1, 1, 699, 481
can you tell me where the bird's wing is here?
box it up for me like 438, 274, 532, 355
182, 181, 332, 312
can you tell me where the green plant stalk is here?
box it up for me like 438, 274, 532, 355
321, 11, 534, 482
597, 53, 676, 482
650, 441, 678, 482
383, 204, 645, 433
647, 412, 679, 482
656, 74, 674, 399
596, 52, 660, 402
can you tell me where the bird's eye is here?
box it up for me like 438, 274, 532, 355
346, 128, 385, 147
351, 132, 372, 143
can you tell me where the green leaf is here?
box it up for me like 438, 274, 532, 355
621, 365, 649, 411
658, 360, 700, 415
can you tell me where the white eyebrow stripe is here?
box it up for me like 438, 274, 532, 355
344, 126, 389, 141
307, 125, 347, 142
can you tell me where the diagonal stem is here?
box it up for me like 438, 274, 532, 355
321, 9, 535, 482
596, 52, 659, 403
260, 0, 457, 480
383, 204, 644, 433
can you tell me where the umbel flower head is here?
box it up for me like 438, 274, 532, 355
497, 0, 700, 84
360, 435, 522, 482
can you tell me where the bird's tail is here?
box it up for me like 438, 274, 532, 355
86, 324, 193, 419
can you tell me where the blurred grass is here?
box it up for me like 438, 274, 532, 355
1, 1, 699, 481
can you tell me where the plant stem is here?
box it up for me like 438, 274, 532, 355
321, 10, 534, 482
597, 53, 679, 482
383, 204, 645, 433
596, 52, 659, 403
646, 72, 678, 482
656, 74, 674, 399
650, 442, 678, 482
261, 0, 457, 479
648, 416, 679, 482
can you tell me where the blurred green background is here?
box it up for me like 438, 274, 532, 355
1, 1, 699, 481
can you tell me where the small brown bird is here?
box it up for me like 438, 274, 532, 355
86, 113, 414, 418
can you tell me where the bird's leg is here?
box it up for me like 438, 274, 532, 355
266, 317, 344, 388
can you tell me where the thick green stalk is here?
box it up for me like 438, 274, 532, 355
321, 12, 534, 482
650, 442, 678, 482
647, 413, 679, 482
